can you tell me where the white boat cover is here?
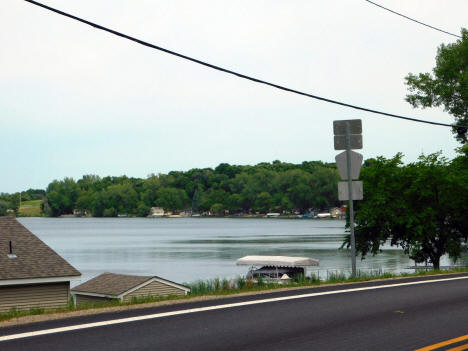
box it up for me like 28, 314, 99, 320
236, 255, 319, 267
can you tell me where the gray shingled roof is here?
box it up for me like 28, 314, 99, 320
0, 216, 81, 281
72, 273, 153, 296
72, 272, 189, 296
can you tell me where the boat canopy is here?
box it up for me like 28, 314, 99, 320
236, 255, 319, 267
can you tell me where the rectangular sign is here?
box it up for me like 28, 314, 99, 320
334, 135, 363, 150
333, 119, 362, 135
338, 181, 363, 201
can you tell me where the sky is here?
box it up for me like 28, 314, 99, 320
1, 0, 466, 193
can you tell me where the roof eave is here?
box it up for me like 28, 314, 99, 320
0, 275, 82, 287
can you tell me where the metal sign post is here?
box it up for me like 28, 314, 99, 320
345, 122, 357, 276
333, 119, 363, 277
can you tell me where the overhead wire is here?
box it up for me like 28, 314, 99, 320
24, 0, 467, 129
365, 0, 462, 39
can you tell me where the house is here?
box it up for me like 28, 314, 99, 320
149, 207, 164, 217
0, 217, 81, 312
71, 272, 190, 305
73, 209, 87, 217
330, 207, 342, 218
179, 209, 192, 217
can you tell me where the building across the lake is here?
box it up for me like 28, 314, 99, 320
71, 272, 190, 305
0, 216, 81, 312
149, 207, 165, 217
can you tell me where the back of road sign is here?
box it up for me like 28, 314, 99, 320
334, 135, 363, 150
333, 119, 362, 135
338, 181, 363, 201
335, 150, 363, 180
333, 119, 363, 150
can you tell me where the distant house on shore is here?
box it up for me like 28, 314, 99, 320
71, 272, 190, 305
149, 207, 165, 217
0, 217, 81, 312
330, 207, 342, 218
179, 209, 192, 217
73, 209, 87, 217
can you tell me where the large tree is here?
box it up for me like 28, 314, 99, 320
349, 152, 468, 269
156, 187, 190, 213
43, 178, 79, 216
405, 28, 468, 143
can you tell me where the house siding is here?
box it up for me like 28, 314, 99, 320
74, 294, 114, 305
0, 282, 69, 312
123, 280, 186, 303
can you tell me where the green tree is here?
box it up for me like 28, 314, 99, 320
77, 175, 101, 192
0, 200, 8, 216
256, 192, 273, 213
191, 188, 200, 213
226, 193, 243, 212
136, 202, 151, 217
90, 192, 106, 217
104, 183, 139, 215
156, 187, 189, 213
75, 192, 92, 213
44, 178, 79, 216
10, 193, 20, 216
279, 196, 294, 213
349, 153, 468, 269
103, 207, 117, 217
309, 167, 340, 209
405, 28, 468, 143
210, 203, 225, 216
141, 176, 161, 206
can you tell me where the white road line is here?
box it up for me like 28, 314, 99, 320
1, 275, 467, 342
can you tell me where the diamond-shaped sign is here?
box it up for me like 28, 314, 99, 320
335, 151, 363, 180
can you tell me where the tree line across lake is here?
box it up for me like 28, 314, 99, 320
12, 160, 341, 217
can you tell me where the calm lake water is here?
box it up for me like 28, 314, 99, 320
19, 217, 461, 286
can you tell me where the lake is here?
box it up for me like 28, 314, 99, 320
18, 217, 460, 286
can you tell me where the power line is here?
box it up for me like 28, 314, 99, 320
365, 0, 462, 39
24, 0, 466, 129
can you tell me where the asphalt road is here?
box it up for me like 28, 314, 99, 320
1, 274, 468, 350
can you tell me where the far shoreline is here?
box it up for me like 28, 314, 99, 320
17, 215, 345, 220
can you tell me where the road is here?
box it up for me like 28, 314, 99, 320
1, 274, 468, 350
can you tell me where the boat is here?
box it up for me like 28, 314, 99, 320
316, 213, 331, 218
236, 255, 319, 283
265, 213, 281, 218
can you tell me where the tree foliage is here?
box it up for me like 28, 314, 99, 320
0, 200, 8, 216
349, 151, 468, 269
405, 28, 468, 143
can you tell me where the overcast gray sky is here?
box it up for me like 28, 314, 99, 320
1, 0, 466, 193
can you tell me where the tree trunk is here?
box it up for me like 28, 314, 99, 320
431, 255, 441, 270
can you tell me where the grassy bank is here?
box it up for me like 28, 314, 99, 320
2, 268, 468, 324
18, 200, 42, 217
